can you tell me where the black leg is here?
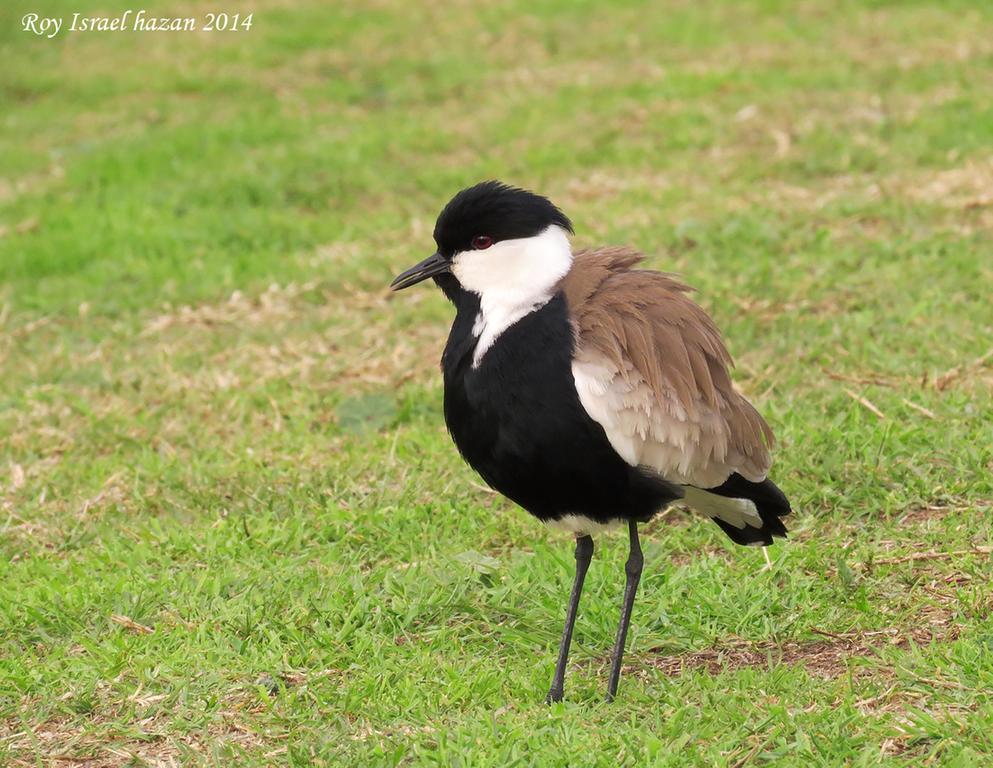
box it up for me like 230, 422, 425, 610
546, 534, 594, 703
606, 520, 643, 701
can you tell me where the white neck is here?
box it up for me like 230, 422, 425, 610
450, 225, 573, 367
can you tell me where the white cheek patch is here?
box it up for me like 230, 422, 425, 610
451, 225, 573, 367
682, 486, 763, 529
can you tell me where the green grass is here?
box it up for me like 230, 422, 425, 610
2, 0, 993, 764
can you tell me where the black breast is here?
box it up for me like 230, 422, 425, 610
438, 286, 681, 524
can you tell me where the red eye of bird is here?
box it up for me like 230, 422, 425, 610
472, 235, 493, 250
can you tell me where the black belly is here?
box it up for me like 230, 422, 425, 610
440, 291, 681, 524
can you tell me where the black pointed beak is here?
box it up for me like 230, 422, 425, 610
390, 252, 449, 291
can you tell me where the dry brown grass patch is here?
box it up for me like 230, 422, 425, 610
2, 685, 271, 768
895, 500, 993, 526
644, 619, 959, 680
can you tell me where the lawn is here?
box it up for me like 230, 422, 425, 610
2, 0, 993, 764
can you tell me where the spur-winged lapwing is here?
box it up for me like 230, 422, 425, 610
391, 181, 790, 701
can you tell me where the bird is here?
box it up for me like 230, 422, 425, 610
390, 181, 791, 702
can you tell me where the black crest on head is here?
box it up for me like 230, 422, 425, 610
433, 181, 573, 257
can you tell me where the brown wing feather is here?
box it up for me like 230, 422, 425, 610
561, 247, 774, 486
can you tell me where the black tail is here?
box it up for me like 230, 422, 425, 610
686, 473, 791, 546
